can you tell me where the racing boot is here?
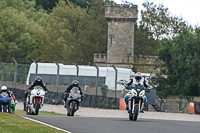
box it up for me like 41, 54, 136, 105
125, 99, 129, 110
140, 102, 144, 113
23, 101, 26, 111
64, 101, 67, 108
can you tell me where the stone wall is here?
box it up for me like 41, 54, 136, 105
93, 53, 107, 63
133, 55, 160, 73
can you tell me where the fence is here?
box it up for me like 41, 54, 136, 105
0, 60, 130, 98
0, 60, 159, 110
0, 62, 30, 85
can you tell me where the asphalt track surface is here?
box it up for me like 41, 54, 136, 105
24, 115, 200, 133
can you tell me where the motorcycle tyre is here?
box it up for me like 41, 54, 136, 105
26, 106, 30, 115
35, 100, 40, 115
3, 105, 7, 113
70, 102, 76, 116
10, 107, 15, 114
3, 105, 11, 113
133, 105, 139, 121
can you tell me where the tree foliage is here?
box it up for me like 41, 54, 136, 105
134, 2, 193, 56
140, 2, 191, 40
153, 28, 200, 97
0, 0, 46, 62
0, 0, 107, 64
35, 0, 107, 64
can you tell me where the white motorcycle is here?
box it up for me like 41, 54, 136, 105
26, 86, 46, 115
118, 80, 149, 121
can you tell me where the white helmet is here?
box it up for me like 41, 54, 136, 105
1, 86, 7, 92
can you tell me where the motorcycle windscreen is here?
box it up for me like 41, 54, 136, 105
0, 93, 11, 104
69, 87, 80, 99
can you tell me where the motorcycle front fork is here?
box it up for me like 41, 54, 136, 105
129, 100, 143, 113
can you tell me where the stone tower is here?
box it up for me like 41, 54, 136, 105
94, 4, 138, 68
105, 4, 138, 67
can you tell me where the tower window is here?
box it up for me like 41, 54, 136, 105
109, 34, 114, 44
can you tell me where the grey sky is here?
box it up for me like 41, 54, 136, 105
114, 0, 200, 27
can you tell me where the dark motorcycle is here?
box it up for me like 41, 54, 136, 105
66, 87, 82, 116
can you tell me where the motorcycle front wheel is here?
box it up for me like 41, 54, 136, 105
3, 105, 11, 113
70, 102, 76, 116
133, 105, 139, 121
26, 106, 31, 115
3, 105, 7, 113
35, 100, 40, 115
10, 106, 15, 114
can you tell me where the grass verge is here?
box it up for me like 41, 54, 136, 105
0, 111, 67, 133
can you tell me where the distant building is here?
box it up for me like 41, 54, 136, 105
94, 4, 138, 68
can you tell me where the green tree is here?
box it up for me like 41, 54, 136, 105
140, 2, 190, 40
0, 0, 47, 62
35, 0, 58, 11
154, 28, 200, 97
134, 2, 193, 56
37, 1, 107, 64
134, 24, 159, 56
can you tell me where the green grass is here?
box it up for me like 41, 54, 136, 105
15, 109, 66, 116
0, 113, 67, 133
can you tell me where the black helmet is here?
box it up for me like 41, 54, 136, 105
35, 76, 42, 84
72, 80, 79, 86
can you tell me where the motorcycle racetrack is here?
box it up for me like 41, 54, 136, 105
16, 103, 200, 133
23, 115, 200, 133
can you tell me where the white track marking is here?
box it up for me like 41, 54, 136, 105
21, 116, 72, 133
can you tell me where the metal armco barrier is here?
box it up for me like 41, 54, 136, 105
8, 88, 119, 109
194, 102, 200, 114
9, 87, 157, 110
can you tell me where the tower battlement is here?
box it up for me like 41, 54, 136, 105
105, 4, 138, 21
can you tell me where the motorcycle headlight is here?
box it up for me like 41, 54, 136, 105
139, 90, 145, 97
131, 90, 137, 96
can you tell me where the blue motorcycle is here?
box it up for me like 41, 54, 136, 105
0, 92, 11, 113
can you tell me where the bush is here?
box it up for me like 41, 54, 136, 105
100, 84, 108, 97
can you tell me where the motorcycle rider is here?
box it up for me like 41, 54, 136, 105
0, 85, 11, 97
124, 72, 149, 113
63, 80, 83, 108
9, 91, 17, 104
23, 76, 48, 111
0, 86, 17, 104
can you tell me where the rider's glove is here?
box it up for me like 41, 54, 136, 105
15, 100, 18, 104
80, 94, 84, 101
64, 92, 69, 97
45, 91, 49, 94
28, 90, 31, 93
